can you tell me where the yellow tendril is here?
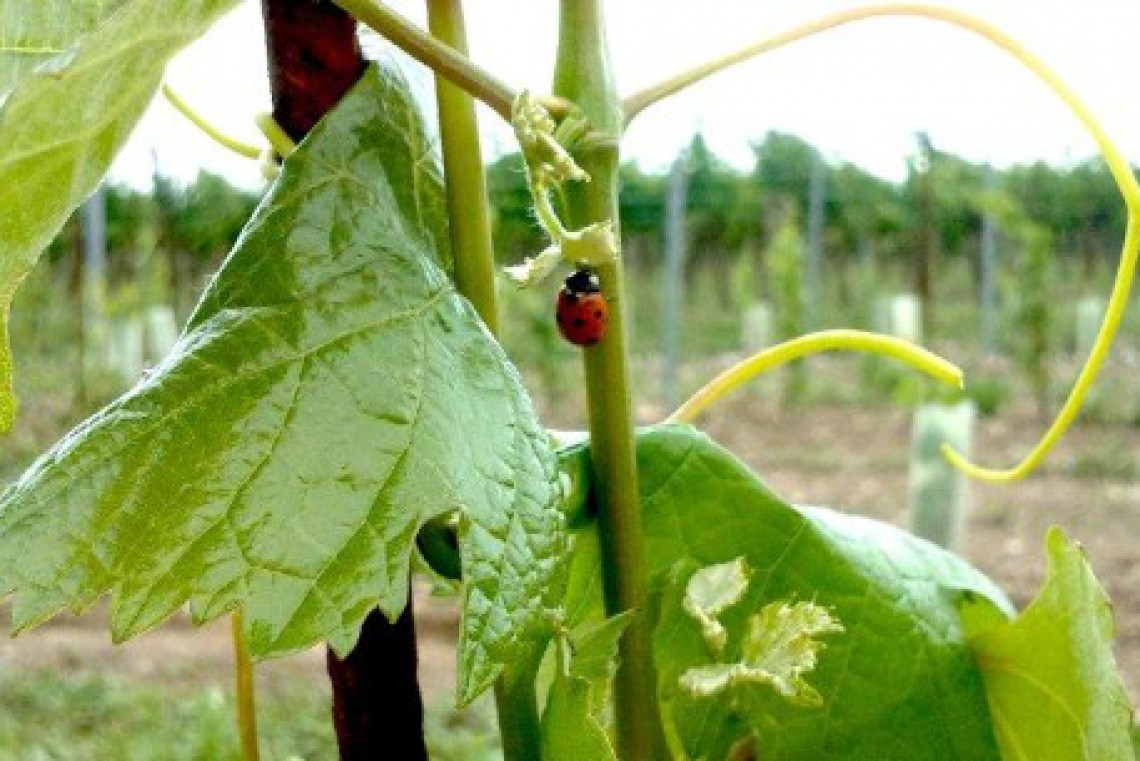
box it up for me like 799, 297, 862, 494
634, 4, 1140, 482
161, 84, 262, 160
254, 112, 297, 160
838, 5, 1140, 482
945, 214, 1140, 482
667, 330, 962, 424
626, 3, 1140, 202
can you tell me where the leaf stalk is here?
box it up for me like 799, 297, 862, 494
231, 612, 261, 761
335, 0, 516, 121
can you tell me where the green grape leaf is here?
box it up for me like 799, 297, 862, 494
0, 0, 129, 98
0, 0, 239, 431
966, 527, 1135, 761
0, 66, 564, 706
561, 424, 1011, 761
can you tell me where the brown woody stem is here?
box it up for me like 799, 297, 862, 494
258, 2, 427, 759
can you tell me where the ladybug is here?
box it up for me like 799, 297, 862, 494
556, 268, 609, 346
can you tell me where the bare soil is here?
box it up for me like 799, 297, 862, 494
3, 397, 1138, 707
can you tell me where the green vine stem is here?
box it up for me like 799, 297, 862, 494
231, 612, 261, 761
427, 0, 499, 333
553, 1, 665, 758
423, 0, 544, 756
335, 0, 516, 121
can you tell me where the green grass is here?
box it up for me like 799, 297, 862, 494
1070, 446, 1140, 482
0, 671, 501, 761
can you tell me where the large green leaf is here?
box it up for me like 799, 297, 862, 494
0, 66, 564, 705
561, 424, 1010, 760
0, 0, 128, 98
0, 0, 238, 431
964, 527, 1135, 761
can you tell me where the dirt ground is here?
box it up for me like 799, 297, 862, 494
3, 396, 1138, 708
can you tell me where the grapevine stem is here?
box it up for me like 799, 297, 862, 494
668, 330, 963, 424
334, 0, 516, 121
626, 2, 1140, 485
231, 612, 261, 761
554, 1, 665, 757
161, 84, 262, 159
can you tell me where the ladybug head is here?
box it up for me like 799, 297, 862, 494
564, 268, 601, 296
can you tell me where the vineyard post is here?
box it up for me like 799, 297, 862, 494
661, 150, 690, 410
257, 2, 428, 758
913, 132, 936, 329
980, 166, 999, 355
806, 151, 825, 328
78, 188, 107, 402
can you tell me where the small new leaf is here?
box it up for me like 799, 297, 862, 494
512, 90, 588, 185
680, 600, 842, 707
561, 222, 619, 268
503, 243, 563, 287
683, 556, 751, 653
541, 670, 618, 761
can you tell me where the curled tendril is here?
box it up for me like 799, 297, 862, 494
944, 219, 1140, 483
161, 84, 263, 160
667, 330, 962, 424
875, 5, 1140, 482
162, 82, 297, 185
643, 4, 1140, 484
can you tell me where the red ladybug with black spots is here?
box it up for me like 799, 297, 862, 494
555, 269, 608, 346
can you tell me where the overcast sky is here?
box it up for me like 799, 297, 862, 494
109, 1, 1140, 189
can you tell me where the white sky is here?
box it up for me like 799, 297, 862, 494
110, 1, 1140, 189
